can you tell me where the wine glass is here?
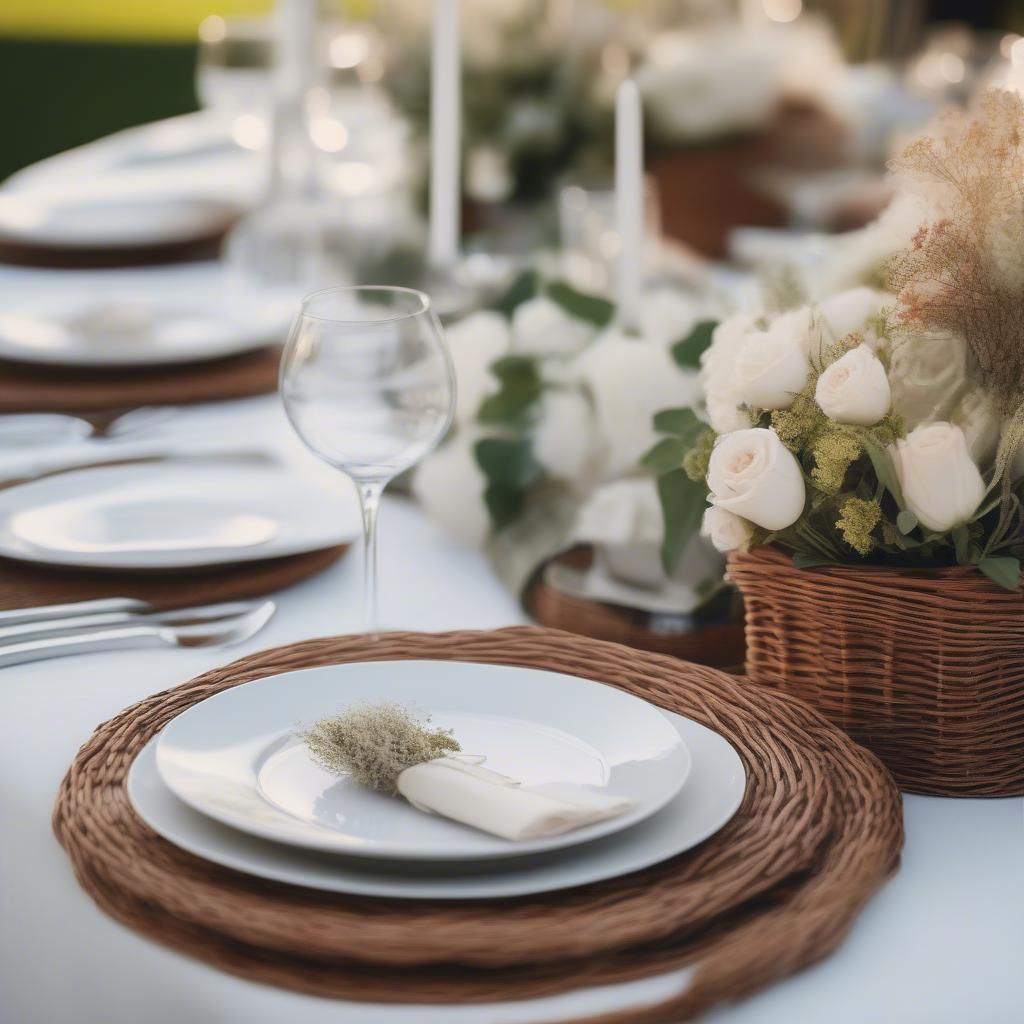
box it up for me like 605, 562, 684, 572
280, 286, 455, 632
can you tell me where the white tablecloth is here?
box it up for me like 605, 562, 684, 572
0, 263, 1021, 1024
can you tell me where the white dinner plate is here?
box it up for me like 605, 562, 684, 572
155, 661, 692, 862
0, 300, 284, 369
131, 709, 744, 899
0, 457, 359, 570
0, 194, 239, 249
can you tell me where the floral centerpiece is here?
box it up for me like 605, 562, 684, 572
645, 92, 1024, 796
413, 263, 742, 663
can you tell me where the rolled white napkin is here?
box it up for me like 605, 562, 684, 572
396, 756, 635, 841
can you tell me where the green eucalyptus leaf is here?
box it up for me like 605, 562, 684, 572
952, 522, 971, 565
474, 437, 540, 489
652, 407, 705, 444
483, 483, 526, 531
862, 435, 906, 508
494, 268, 539, 317
545, 280, 615, 327
671, 320, 717, 368
477, 356, 543, 424
641, 437, 690, 474
896, 509, 918, 535
657, 469, 707, 573
978, 556, 1021, 591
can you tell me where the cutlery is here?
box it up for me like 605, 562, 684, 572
0, 599, 270, 645
0, 600, 275, 668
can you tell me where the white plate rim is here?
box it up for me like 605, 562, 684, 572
154, 660, 692, 862
0, 306, 278, 369
129, 709, 745, 900
0, 458, 358, 570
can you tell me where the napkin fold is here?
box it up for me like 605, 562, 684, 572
396, 756, 635, 841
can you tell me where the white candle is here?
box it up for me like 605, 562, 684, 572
615, 78, 644, 332
429, 0, 461, 270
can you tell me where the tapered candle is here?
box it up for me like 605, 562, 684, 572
615, 78, 644, 332
429, 0, 461, 270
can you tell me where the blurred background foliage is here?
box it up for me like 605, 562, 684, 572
0, 0, 1014, 182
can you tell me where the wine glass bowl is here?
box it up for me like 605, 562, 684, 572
280, 286, 455, 630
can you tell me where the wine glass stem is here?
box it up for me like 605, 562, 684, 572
358, 480, 385, 635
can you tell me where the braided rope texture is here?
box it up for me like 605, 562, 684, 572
53, 627, 902, 1024
729, 547, 1024, 797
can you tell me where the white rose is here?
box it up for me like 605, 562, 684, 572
707, 428, 806, 531
887, 331, 967, 428
579, 329, 700, 479
819, 287, 888, 346
815, 344, 892, 426
637, 287, 700, 345
411, 437, 490, 547
701, 505, 753, 553
533, 389, 595, 483
889, 422, 985, 533
734, 323, 811, 411
700, 313, 759, 433
770, 306, 816, 356
511, 296, 596, 357
444, 311, 511, 426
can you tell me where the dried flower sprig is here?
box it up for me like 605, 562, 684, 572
888, 90, 1024, 414
299, 702, 460, 793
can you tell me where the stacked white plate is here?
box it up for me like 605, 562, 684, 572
130, 659, 746, 899
0, 456, 360, 571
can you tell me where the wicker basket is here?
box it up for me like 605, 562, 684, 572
728, 546, 1024, 797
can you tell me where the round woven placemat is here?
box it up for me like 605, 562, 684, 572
54, 627, 902, 1024
526, 551, 746, 671
0, 347, 281, 414
0, 545, 348, 611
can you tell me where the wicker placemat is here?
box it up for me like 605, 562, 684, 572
0, 225, 231, 270
0, 347, 281, 414
0, 545, 347, 611
54, 627, 902, 1023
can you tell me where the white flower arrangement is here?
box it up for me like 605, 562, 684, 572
413, 267, 725, 600
634, 18, 846, 146
644, 94, 1024, 591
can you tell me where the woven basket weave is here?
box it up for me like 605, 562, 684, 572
728, 547, 1024, 797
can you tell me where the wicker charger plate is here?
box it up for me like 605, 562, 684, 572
0, 346, 281, 414
0, 545, 348, 611
526, 548, 746, 670
54, 627, 902, 1023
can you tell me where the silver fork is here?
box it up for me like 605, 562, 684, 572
0, 599, 268, 644
0, 600, 275, 668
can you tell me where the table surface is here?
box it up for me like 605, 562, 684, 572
0, 262, 1022, 1024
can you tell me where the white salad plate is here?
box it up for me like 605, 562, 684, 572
131, 709, 745, 900
154, 661, 693, 862
0, 457, 359, 570
0, 299, 283, 369
0, 194, 239, 249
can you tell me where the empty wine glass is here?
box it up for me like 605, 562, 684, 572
280, 286, 455, 632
